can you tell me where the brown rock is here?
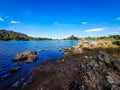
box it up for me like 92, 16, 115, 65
26, 55, 38, 63
13, 51, 38, 63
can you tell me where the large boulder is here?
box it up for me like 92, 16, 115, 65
13, 51, 38, 63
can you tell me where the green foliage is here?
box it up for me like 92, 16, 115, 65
85, 37, 97, 40
0, 30, 52, 41
29, 37, 52, 40
64, 35, 79, 40
0, 30, 30, 41
85, 35, 120, 40
109, 35, 120, 40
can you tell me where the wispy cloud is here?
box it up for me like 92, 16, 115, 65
85, 28, 105, 32
11, 20, 20, 24
82, 22, 88, 25
0, 17, 4, 21
116, 17, 120, 20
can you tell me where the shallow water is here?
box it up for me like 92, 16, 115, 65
0, 40, 79, 89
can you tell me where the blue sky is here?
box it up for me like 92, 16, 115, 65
0, 0, 120, 39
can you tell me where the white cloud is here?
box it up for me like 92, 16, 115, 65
116, 17, 120, 20
82, 22, 88, 25
85, 28, 105, 32
0, 17, 4, 21
11, 20, 20, 24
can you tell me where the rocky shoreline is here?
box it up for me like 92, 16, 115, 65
19, 40, 120, 90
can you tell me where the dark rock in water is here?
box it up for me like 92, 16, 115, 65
59, 48, 62, 51
10, 67, 20, 73
13, 50, 38, 63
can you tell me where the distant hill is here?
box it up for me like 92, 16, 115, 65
64, 35, 80, 40
0, 30, 30, 41
0, 30, 52, 41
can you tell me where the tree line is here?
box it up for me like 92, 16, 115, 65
0, 30, 120, 41
0, 30, 52, 41
64, 35, 120, 40
85, 35, 120, 40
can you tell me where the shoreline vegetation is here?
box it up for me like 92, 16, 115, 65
21, 39, 120, 90
0, 29, 120, 41
0, 30, 52, 41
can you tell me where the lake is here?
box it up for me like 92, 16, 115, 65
0, 40, 79, 89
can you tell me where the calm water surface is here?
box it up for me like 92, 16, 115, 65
0, 40, 79, 89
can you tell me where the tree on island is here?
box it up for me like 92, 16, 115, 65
64, 35, 79, 40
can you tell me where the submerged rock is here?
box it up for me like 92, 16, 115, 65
10, 67, 20, 73
59, 48, 62, 51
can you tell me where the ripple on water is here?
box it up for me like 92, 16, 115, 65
0, 73, 11, 80
0, 61, 12, 77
